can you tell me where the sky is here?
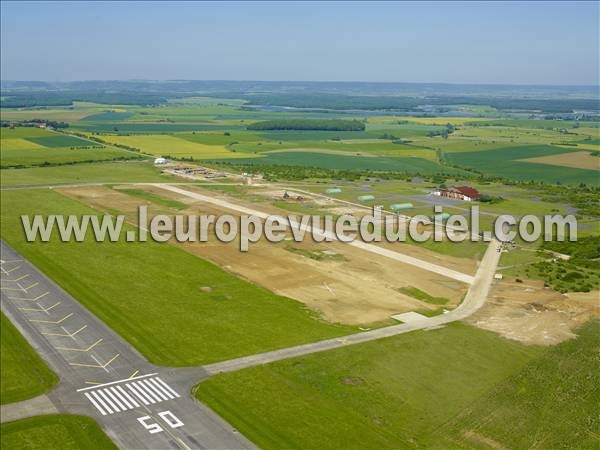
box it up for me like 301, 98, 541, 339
1, 1, 598, 85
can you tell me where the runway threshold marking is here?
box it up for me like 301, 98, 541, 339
82, 376, 179, 416
56, 338, 103, 352
29, 312, 73, 324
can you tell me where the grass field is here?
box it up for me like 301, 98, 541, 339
195, 322, 543, 449
441, 320, 599, 449
445, 145, 599, 185
114, 187, 188, 210
0, 415, 117, 450
1, 312, 58, 404
1, 147, 134, 168
0, 161, 175, 187
25, 135, 101, 148
0, 189, 357, 365
212, 151, 461, 174
73, 122, 240, 133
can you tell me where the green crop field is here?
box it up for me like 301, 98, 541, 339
211, 151, 462, 174
0, 161, 173, 187
441, 320, 599, 449
445, 145, 599, 185
0, 415, 117, 450
1, 146, 136, 168
80, 111, 135, 121
1, 312, 58, 404
73, 122, 242, 133
195, 322, 544, 449
0, 189, 357, 366
25, 135, 101, 148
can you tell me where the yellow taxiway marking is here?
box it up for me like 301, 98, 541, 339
1, 282, 40, 293
1, 274, 30, 283
19, 301, 61, 313
8, 292, 49, 302
42, 325, 87, 338
128, 369, 140, 379
29, 312, 73, 324
70, 353, 120, 370
56, 338, 103, 352
84, 381, 104, 386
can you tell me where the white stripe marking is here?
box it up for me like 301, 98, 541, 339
131, 382, 155, 404
91, 391, 113, 414
136, 380, 161, 403
142, 379, 169, 401
116, 385, 139, 408
77, 372, 158, 392
97, 389, 120, 412
148, 377, 174, 400
109, 387, 132, 409
84, 392, 107, 416
104, 388, 127, 411
126, 383, 149, 406
155, 377, 180, 398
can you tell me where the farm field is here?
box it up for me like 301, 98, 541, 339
0, 415, 117, 450
445, 145, 599, 185
212, 151, 458, 173
517, 150, 600, 170
195, 322, 544, 449
97, 134, 254, 159
0, 161, 178, 187
0, 189, 358, 366
1, 312, 58, 404
0, 126, 137, 168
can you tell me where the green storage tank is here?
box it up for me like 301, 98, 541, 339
390, 203, 413, 211
325, 188, 342, 194
357, 195, 375, 201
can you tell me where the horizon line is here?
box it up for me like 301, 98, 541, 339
2, 79, 599, 89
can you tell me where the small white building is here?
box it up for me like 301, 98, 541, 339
154, 157, 168, 165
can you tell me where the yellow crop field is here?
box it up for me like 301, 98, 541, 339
1, 138, 45, 151
99, 134, 258, 159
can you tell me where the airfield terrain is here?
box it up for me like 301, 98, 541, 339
1, 94, 599, 449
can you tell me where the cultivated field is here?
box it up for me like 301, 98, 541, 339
518, 150, 600, 170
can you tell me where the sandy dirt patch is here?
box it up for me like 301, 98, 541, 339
466, 278, 600, 345
517, 151, 600, 170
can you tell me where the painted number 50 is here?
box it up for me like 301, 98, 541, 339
138, 411, 184, 434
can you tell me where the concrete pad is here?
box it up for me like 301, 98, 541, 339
390, 311, 430, 323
